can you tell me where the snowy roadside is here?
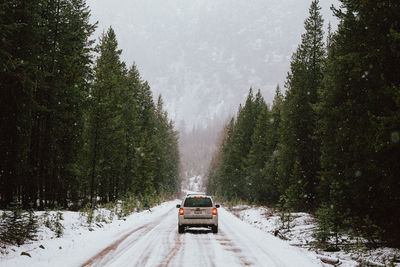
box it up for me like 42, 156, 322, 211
0, 201, 177, 267
228, 205, 400, 267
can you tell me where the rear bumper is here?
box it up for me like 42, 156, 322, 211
178, 216, 218, 227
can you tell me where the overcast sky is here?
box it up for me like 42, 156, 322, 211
86, 0, 339, 129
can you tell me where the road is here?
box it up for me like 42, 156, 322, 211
81, 202, 320, 267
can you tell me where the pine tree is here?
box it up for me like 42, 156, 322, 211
0, 0, 47, 208
45, 0, 96, 206
86, 27, 126, 204
246, 102, 269, 203
0, 0, 95, 208
318, 0, 400, 245
278, 0, 325, 211
153, 95, 180, 196
133, 130, 156, 197
261, 85, 284, 204
206, 125, 227, 197
131, 80, 157, 197
121, 64, 142, 195
1, 1, 180, 209
207, 88, 265, 202
226, 89, 254, 201
218, 118, 237, 200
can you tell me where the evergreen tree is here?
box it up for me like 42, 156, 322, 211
318, 0, 400, 245
86, 27, 126, 204
121, 64, 142, 195
0, 0, 42, 207
0, 0, 95, 208
153, 95, 180, 196
131, 81, 157, 197
261, 85, 284, 204
46, 0, 96, 206
245, 102, 269, 203
225, 89, 256, 200
85, 29, 180, 206
206, 126, 227, 197
0, 1, 180, 210
278, 0, 325, 211
218, 118, 237, 200
207, 89, 265, 202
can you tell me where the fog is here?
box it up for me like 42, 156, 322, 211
86, 0, 338, 130
86, 0, 339, 181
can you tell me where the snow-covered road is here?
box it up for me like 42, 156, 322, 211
82, 202, 320, 267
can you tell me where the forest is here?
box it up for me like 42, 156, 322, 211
1, 0, 400, 251
206, 0, 400, 247
0, 0, 180, 210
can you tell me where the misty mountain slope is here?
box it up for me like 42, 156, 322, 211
87, 0, 338, 126
179, 117, 225, 183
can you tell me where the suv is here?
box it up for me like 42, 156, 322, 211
176, 194, 220, 233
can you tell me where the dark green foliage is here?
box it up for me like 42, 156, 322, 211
84, 28, 180, 206
278, 0, 325, 211
207, 1, 325, 208
85, 27, 127, 204
206, 0, 400, 247
212, 89, 264, 201
0, 0, 96, 208
0, 2, 180, 212
206, 88, 266, 202
259, 85, 284, 204
0, 204, 38, 246
153, 95, 181, 196
44, 211, 64, 238
277, 195, 293, 233
318, 0, 400, 246
246, 104, 271, 203
314, 203, 336, 246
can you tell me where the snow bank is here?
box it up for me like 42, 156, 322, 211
0, 201, 177, 267
228, 205, 400, 267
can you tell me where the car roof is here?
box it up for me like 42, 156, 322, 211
185, 193, 211, 198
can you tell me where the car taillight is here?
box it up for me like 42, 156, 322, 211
212, 208, 217, 215
179, 208, 184, 215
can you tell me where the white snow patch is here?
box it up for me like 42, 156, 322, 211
0, 201, 177, 267
228, 205, 400, 267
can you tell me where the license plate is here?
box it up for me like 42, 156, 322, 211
194, 211, 202, 214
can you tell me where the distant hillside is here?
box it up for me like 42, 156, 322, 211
87, 0, 338, 127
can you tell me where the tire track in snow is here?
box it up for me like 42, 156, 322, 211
81, 225, 147, 267
219, 209, 286, 266
178, 229, 217, 267
81, 203, 319, 267
219, 208, 319, 267
132, 214, 177, 267
216, 232, 253, 266
81, 206, 175, 267
198, 233, 217, 267
158, 232, 182, 267
189, 230, 217, 267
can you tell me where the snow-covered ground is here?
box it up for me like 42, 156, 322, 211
229, 205, 400, 267
0, 202, 175, 267
2, 200, 399, 266
2, 200, 320, 267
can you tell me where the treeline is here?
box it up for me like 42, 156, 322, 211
206, 0, 400, 247
0, 0, 180, 209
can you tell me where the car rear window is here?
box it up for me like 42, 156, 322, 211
184, 197, 212, 207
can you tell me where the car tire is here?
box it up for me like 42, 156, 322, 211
178, 225, 184, 234
212, 225, 218, 234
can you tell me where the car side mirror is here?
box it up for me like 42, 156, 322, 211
176, 204, 181, 208
215, 204, 220, 208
